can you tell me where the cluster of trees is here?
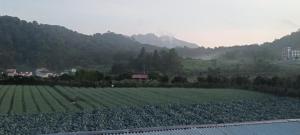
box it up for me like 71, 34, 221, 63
62, 70, 104, 82
112, 47, 183, 74
1, 67, 299, 98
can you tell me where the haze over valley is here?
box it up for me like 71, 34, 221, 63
0, 1, 300, 135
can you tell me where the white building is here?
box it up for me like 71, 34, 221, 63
60, 68, 77, 76
71, 68, 77, 73
291, 50, 300, 58
35, 68, 52, 78
282, 47, 300, 60
18, 72, 33, 77
6, 69, 17, 77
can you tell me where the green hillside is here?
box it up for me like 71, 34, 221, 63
0, 16, 159, 71
177, 30, 300, 61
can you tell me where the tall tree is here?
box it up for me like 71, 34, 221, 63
164, 49, 183, 74
151, 50, 161, 71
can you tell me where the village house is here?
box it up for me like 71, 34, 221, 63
5, 69, 33, 77
60, 68, 77, 76
6, 69, 17, 77
131, 73, 149, 80
282, 47, 300, 60
35, 68, 53, 78
18, 72, 33, 77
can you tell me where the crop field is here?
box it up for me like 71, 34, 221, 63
0, 85, 300, 134
1, 96, 300, 134
0, 85, 269, 114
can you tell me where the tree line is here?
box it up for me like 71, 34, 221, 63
111, 47, 183, 75
1, 70, 299, 98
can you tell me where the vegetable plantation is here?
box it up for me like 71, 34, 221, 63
1, 97, 300, 134
0, 85, 269, 114
0, 85, 299, 134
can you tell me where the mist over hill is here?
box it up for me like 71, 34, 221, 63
177, 30, 300, 60
132, 33, 199, 48
0, 15, 300, 72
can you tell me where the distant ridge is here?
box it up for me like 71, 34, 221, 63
132, 33, 199, 48
176, 29, 300, 60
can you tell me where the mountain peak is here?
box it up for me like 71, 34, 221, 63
132, 33, 199, 48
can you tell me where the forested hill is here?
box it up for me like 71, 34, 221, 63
0, 16, 159, 71
218, 30, 300, 61
1, 15, 299, 71
177, 30, 300, 60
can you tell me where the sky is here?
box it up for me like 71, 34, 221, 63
0, 0, 300, 47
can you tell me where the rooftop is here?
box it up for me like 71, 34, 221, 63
49, 119, 300, 135
6, 69, 16, 73
132, 74, 148, 79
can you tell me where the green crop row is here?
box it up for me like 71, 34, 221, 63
0, 85, 270, 114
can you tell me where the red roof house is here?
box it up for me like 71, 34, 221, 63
132, 74, 148, 80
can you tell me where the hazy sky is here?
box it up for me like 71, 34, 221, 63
1, 0, 300, 47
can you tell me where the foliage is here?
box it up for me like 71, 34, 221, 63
75, 69, 104, 81
159, 75, 169, 83
112, 48, 183, 74
0, 97, 299, 134
171, 76, 187, 84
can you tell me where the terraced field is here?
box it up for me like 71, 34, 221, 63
0, 85, 270, 114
